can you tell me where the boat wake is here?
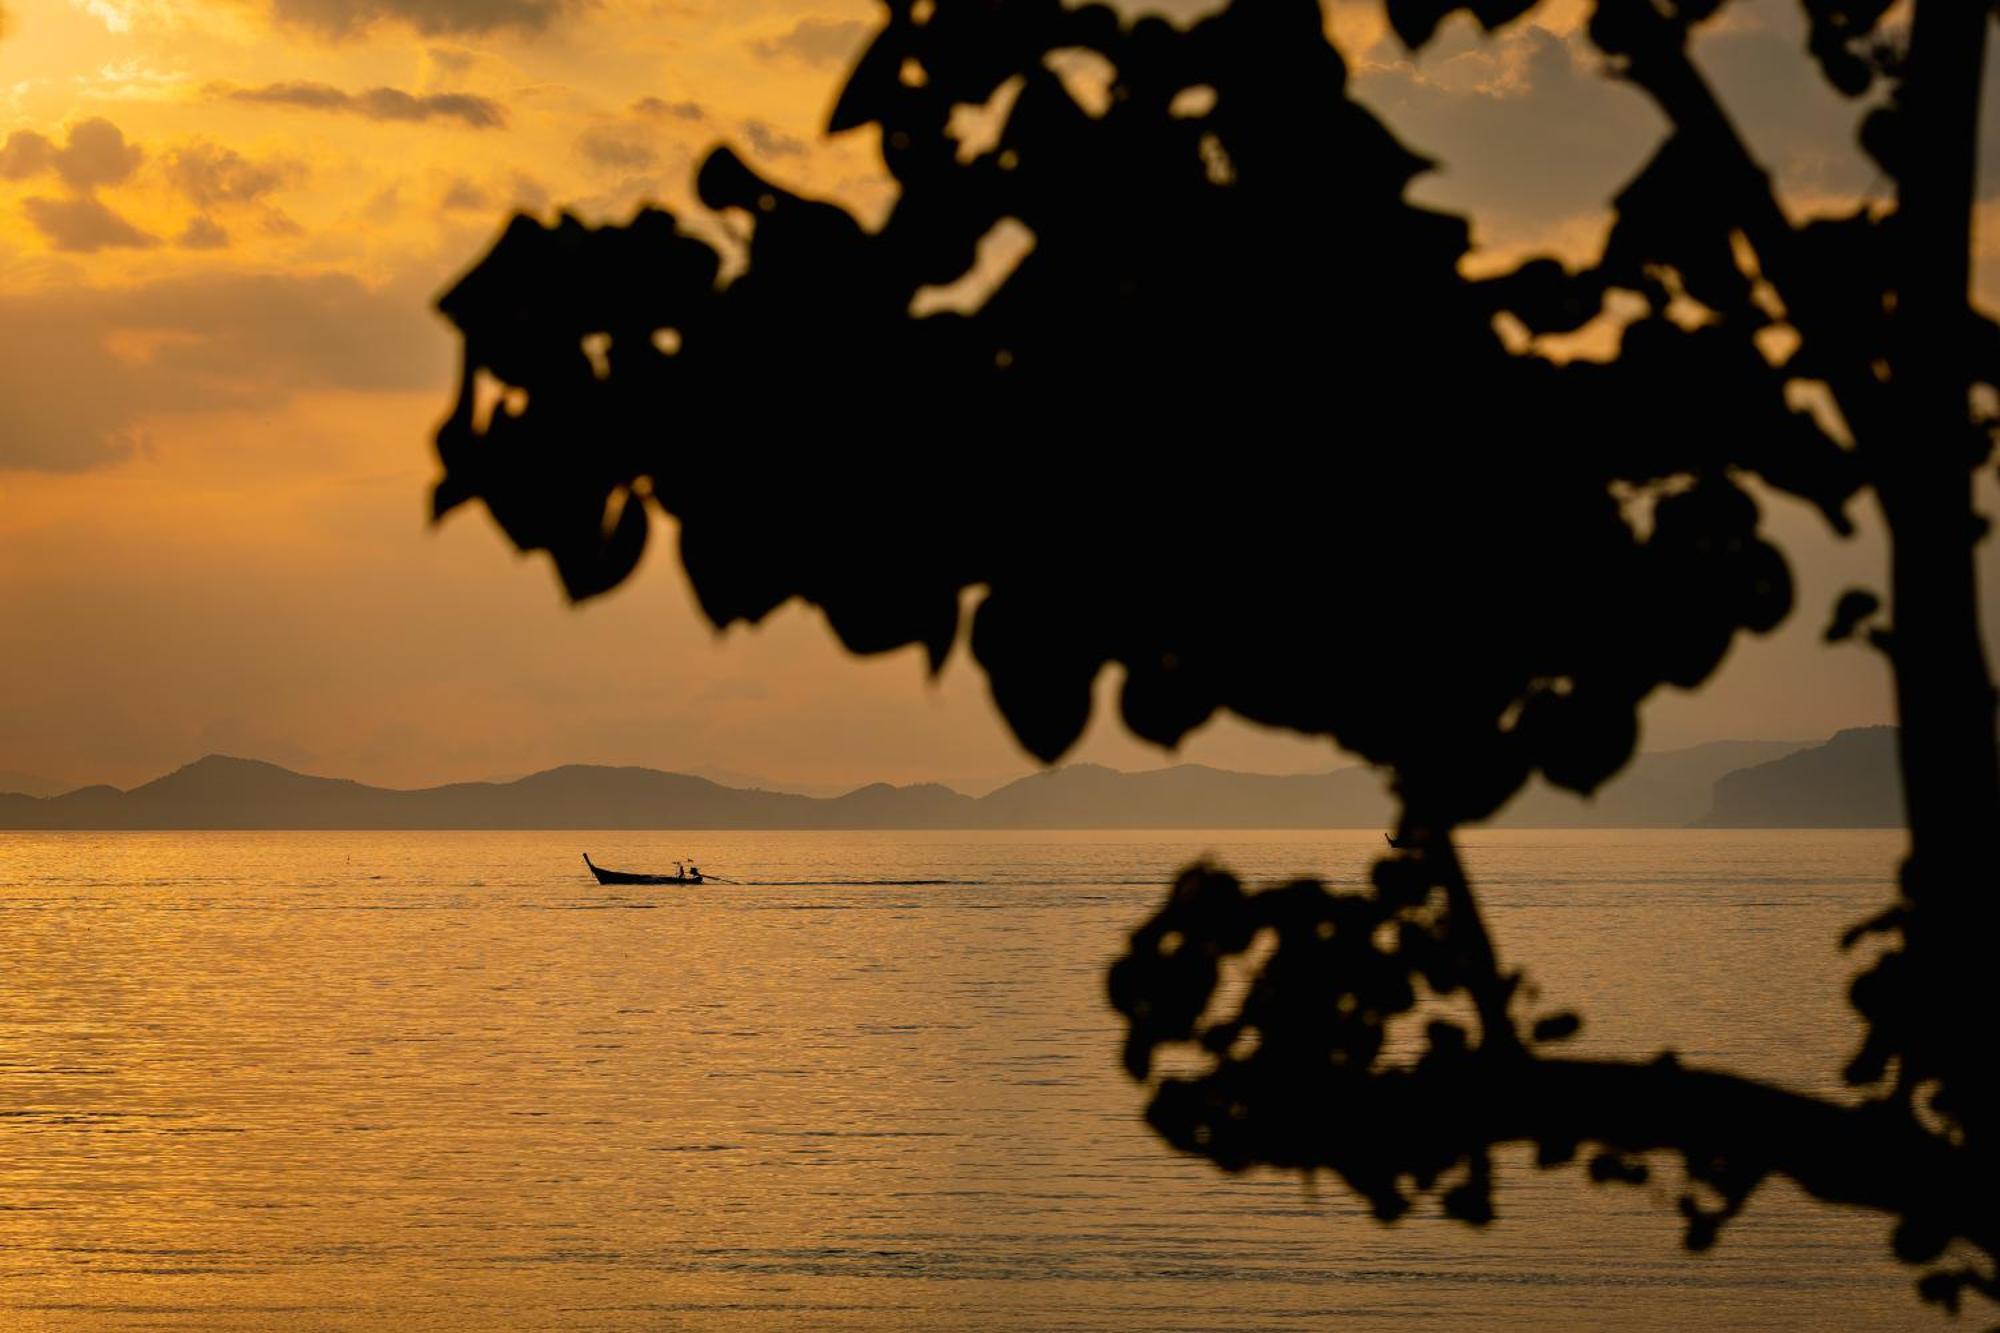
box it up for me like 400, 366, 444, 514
707, 878, 987, 888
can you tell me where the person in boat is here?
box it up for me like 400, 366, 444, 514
687, 864, 702, 881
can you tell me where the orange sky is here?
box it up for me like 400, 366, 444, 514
1, 0, 1997, 794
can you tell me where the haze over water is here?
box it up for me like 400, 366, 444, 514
0, 829, 1926, 1329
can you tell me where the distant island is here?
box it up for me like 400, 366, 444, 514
1697, 725, 1902, 827
0, 729, 1903, 830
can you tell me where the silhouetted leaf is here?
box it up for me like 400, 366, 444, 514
1531, 1012, 1582, 1043
1826, 588, 1882, 642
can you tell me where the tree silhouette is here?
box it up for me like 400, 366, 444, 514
433, 0, 1999, 1313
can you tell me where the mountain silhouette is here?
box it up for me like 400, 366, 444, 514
1700, 727, 1902, 827
0, 756, 951, 830
0, 737, 1890, 830
1502, 739, 1805, 827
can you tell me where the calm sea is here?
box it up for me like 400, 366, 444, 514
0, 830, 1935, 1329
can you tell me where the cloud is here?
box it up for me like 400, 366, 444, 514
1100, 0, 1230, 20
577, 124, 657, 170
22, 195, 157, 251
50, 118, 143, 188
268, 0, 571, 36
0, 131, 54, 178
1688, 5, 1886, 204
742, 119, 806, 159
751, 16, 869, 66
3, 119, 155, 253
427, 45, 478, 73
632, 96, 704, 122
178, 215, 230, 249
1352, 27, 1662, 235
507, 172, 549, 212
0, 270, 447, 471
1345, 0, 1895, 255
363, 183, 401, 223
80, 59, 194, 99
223, 81, 506, 128
0, 118, 143, 189
165, 142, 304, 209
440, 176, 490, 210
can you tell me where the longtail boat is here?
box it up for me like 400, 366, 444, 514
582, 853, 705, 885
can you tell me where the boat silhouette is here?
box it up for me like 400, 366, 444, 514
583, 853, 705, 885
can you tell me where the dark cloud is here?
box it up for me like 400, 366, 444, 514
166, 142, 304, 209
224, 81, 506, 128
427, 44, 478, 72
22, 195, 157, 252
3, 120, 155, 253
632, 96, 704, 122
752, 17, 869, 66
178, 216, 230, 249
577, 124, 657, 170
742, 119, 807, 159
0, 270, 447, 472
269, 0, 570, 36
507, 173, 550, 212
0, 119, 143, 190
437, 173, 543, 214
440, 176, 490, 211
58, 118, 144, 188
0, 130, 54, 178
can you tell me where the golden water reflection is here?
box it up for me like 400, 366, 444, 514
0, 830, 1926, 1329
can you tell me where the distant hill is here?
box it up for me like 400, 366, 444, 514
0, 756, 977, 830
959, 741, 1804, 827
1700, 727, 1902, 827
1498, 739, 1809, 827
2, 755, 1360, 830
0, 737, 1875, 830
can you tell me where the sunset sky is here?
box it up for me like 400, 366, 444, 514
1, 0, 1997, 795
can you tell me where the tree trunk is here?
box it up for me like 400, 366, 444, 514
1876, 0, 2000, 1135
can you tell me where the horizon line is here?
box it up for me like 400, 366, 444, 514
0, 728, 1892, 803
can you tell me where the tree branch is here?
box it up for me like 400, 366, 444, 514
1150, 1044, 1989, 1262
1490, 1056, 1977, 1249
1599, 0, 1893, 446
